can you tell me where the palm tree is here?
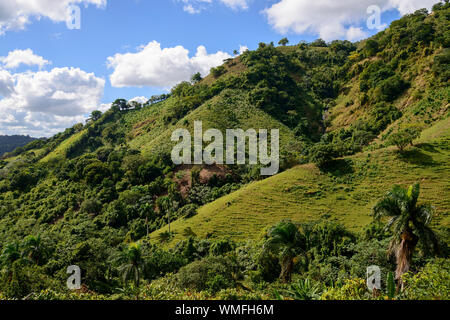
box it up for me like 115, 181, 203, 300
22, 235, 43, 265
117, 242, 146, 298
0, 242, 21, 267
373, 183, 439, 289
139, 202, 154, 237
263, 220, 305, 282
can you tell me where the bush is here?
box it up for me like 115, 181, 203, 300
309, 143, 337, 169
145, 248, 187, 280
401, 258, 450, 300
177, 256, 236, 293
80, 199, 102, 215
374, 75, 408, 102
211, 66, 226, 78
321, 278, 369, 300
210, 239, 235, 256
368, 103, 402, 133
177, 204, 198, 219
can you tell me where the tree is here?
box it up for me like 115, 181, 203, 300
364, 39, 379, 57
387, 130, 414, 152
117, 242, 146, 298
373, 184, 439, 290
112, 99, 128, 111
310, 38, 327, 47
22, 235, 44, 265
402, 125, 422, 146
263, 220, 304, 282
0, 242, 21, 267
191, 72, 202, 84
278, 38, 289, 46
210, 65, 226, 78
88, 110, 102, 122
309, 142, 337, 169
139, 202, 154, 237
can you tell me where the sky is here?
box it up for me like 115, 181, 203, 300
0, 0, 442, 137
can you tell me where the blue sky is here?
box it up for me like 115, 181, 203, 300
0, 0, 441, 136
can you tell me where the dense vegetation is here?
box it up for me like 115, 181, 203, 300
0, 2, 449, 300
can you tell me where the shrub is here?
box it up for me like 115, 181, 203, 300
145, 249, 187, 280
374, 75, 409, 102
309, 143, 337, 169
211, 66, 226, 78
321, 278, 369, 300
177, 204, 198, 219
368, 102, 402, 133
177, 256, 236, 293
80, 199, 102, 215
210, 239, 235, 256
401, 258, 450, 300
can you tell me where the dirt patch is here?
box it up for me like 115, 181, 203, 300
173, 164, 231, 197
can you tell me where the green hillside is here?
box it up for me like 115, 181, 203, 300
151, 117, 450, 245
0, 3, 449, 300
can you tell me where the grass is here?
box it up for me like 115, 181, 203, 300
151, 123, 450, 246
40, 129, 87, 163
127, 89, 302, 158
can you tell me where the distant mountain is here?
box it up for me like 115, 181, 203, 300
0, 135, 37, 156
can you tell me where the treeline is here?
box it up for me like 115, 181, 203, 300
0, 135, 37, 157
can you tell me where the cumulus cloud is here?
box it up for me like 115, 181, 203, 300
0, 65, 105, 136
0, 49, 50, 69
264, 0, 442, 41
107, 41, 232, 88
0, 0, 106, 34
0, 69, 14, 96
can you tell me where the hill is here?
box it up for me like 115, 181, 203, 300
0, 2, 448, 300
0, 135, 36, 157
151, 117, 450, 246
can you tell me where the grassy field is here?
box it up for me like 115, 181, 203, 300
151, 117, 450, 246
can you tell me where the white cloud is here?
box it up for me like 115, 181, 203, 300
98, 102, 112, 113
179, 0, 249, 14
0, 69, 14, 96
388, 0, 439, 15
220, 0, 249, 10
239, 45, 249, 54
107, 41, 232, 88
346, 27, 368, 42
183, 4, 201, 14
264, 0, 441, 41
0, 66, 105, 136
0, 49, 50, 69
0, 0, 106, 35
129, 96, 148, 104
